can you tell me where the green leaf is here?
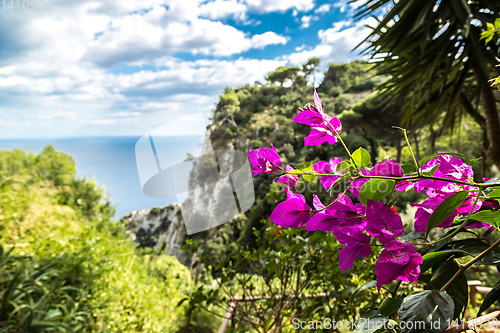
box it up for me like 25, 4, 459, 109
176, 298, 188, 307
421, 251, 459, 273
264, 317, 273, 331
336, 161, 351, 172
352, 147, 371, 170
488, 189, 500, 198
398, 290, 454, 333
469, 210, 500, 228
422, 163, 440, 176
401, 163, 416, 174
295, 162, 316, 182
450, 239, 500, 265
378, 297, 402, 316
426, 191, 469, 235
295, 161, 312, 170
359, 178, 395, 205
301, 164, 316, 182
348, 280, 377, 304
400, 232, 426, 242
430, 261, 468, 319
478, 279, 500, 315
466, 157, 481, 166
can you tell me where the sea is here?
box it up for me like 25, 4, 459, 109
0, 135, 204, 219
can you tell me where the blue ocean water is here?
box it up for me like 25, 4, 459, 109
0, 135, 204, 219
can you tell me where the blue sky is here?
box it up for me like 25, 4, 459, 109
0, 0, 374, 138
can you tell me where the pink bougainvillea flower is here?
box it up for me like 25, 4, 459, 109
332, 225, 372, 273
414, 154, 474, 194
366, 200, 404, 244
409, 155, 484, 232
348, 169, 371, 199
314, 157, 343, 190
248, 143, 281, 176
305, 194, 365, 232
376, 240, 423, 291
304, 124, 341, 146
410, 198, 458, 233
269, 188, 311, 228
293, 89, 342, 146
292, 109, 333, 127
277, 165, 299, 187
371, 160, 412, 191
410, 191, 482, 233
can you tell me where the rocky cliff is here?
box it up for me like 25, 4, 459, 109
121, 204, 192, 266
121, 130, 238, 267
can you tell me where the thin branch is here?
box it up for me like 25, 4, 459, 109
441, 237, 500, 291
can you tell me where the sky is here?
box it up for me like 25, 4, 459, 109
0, 0, 375, 138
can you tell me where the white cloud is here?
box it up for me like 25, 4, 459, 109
244, 0, 314, 13
300, 15, 319, 29
198, 0, 248, 21
0, 0, 369, 138
315, 4, 331, 14
333, 0, 350, 13
86, 4, 289, 66
295, 44, 306, 51
286, 18, 375, 66
251, 32, 289, 48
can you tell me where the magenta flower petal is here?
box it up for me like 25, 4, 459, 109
339, 244, 372, 274
248, 143, 281, 176
312, 194, 325, 210
285, 187, 305, 203
327, 116, 342, 132
306, 194, 365, 231
333, 226, 372, 274
305, 212, 339, 232
410, 199, 458, 232
416, 154, 474, 192
314, 89, 323, 111
314, 157, 342, 190
293, 110, 331, 127
366, 200, 404, 244
355, 203, 366, 216
304, 127, 338, 146
332, 225, 371, 246
295, 90, 342, 146
435, 154, 474, 181
269, 189, 311, 228
376, 240, 423, 291
370, 160, 404, 177
277, 165, 298, 187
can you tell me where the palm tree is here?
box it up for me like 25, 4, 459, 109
353, 0, 500, 168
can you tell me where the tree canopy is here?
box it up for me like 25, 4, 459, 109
354, 0, 500, 168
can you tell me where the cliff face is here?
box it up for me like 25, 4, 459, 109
121, 204, 192, 266
121, 62, 379, 266
122, 130, 236, 267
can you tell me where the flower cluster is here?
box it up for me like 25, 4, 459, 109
247, 89, 493, 291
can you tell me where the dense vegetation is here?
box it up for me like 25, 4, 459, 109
0, 53, 497, 331
0, 146, 192, 332
201, 59, 488, 261
181, 55, 500, 332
